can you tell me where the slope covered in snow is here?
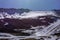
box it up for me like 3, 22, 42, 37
20, 11, 56, 18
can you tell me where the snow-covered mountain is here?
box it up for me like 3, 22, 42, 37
0, 11, 57, 19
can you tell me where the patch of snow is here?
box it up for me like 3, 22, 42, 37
0, 13, 4, 19
4, 22, 9, 25
39, 17, 45, 20
1, 20, 4, 22
22, 30, 34, 34
11, 13, 21, 19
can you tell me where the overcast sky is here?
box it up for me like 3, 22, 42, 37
0, 0, 60, 10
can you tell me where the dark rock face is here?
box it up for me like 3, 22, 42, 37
0, 15, 57, 33
53, 10, 60, 16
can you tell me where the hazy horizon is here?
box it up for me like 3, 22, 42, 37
0, 0, 60, 10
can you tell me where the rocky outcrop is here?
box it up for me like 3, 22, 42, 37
0, 15, 57, 33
